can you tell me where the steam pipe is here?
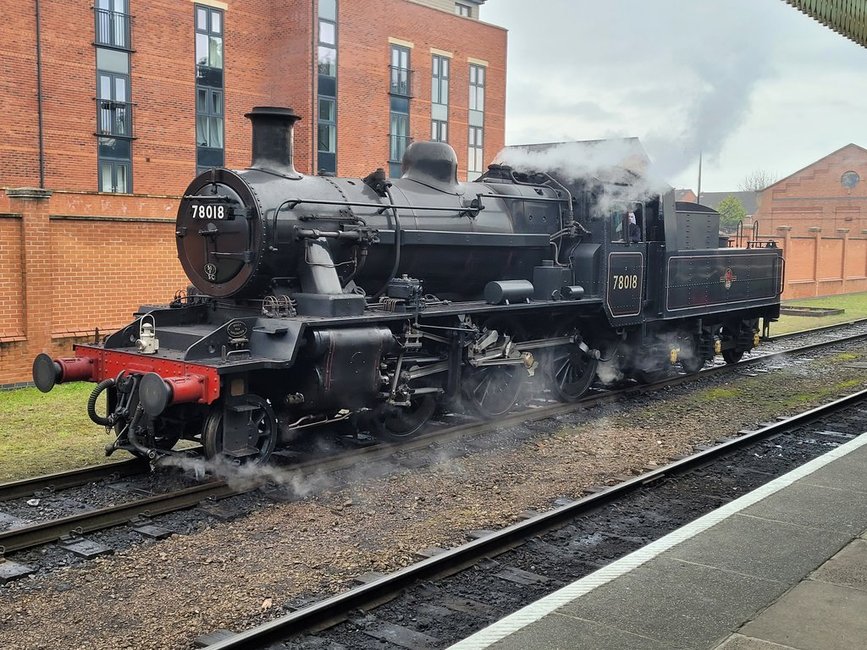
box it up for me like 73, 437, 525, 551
373, 186, 402, 299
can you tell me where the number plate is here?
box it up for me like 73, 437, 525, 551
190, 203, 231, 220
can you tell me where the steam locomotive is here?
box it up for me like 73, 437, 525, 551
33, 107, 783, 463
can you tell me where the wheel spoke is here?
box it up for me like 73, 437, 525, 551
546, 341, 596, 403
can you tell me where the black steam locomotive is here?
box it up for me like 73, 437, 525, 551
33, 107, 783, 463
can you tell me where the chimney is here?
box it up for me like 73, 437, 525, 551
245, 106, 302, 178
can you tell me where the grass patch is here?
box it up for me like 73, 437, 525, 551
701, 386, 742, 400
0, 383, 119, 481
770, 291, 867, 335
775, 378, 864, 410
832, 352, 862, 362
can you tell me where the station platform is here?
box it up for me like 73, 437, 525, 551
449, 431, 867, 650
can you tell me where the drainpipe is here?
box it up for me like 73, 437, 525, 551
35, 0, 46, 188
311, 0, 316, 173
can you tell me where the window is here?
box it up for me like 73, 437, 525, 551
431, 54, 449, 142
95, 2, 132, 192
97, 71, 131, 137
390, 45, 411, 96
431, 55, 449, 105
468, 126, 483, 180
317, 1, 338, 173
318, 46, 337, 77
467, 63, 486, 180
196, 87, 223, 148
318, 99, 336, 154
320, 0, 337, 21
195, 5, 224, 174
469, 63, 485, 113
389, 107, 410, 178
195, 6, 223, 70
842, 171, 860, 189
195, 5, 223, 87
95, 0, 130, 49
389, 44, 412, 177
432, 120, 447, 142
318, 96, 337, 172
99, 159, 130, 193
455, 3, 471, 17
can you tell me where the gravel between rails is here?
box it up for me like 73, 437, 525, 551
1, 341, 865, 650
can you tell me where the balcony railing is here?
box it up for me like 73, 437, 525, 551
388, 66, 414, 97
95, 8, 131, 49
96, 99, 133, 137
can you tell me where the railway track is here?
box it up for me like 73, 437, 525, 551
201, 387, 867, 649
0, 457, 149, 503
1, 325, 865, 560
764, 316, 867, 341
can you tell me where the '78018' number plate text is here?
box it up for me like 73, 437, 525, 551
191, 204, 227, 220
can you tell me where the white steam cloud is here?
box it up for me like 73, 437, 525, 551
486, 0, 782, 191
156, 455, 333, 497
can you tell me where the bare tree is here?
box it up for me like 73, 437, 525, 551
739, 170, 778, 192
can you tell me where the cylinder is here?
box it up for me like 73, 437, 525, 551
484, 280, 535, 305
560, 285, 585, 300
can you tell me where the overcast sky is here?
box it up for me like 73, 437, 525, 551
481, 0, 867, 192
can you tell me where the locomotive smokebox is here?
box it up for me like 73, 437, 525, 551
245, 106, 301, 178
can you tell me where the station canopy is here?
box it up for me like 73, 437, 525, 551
785, 0, 867, 47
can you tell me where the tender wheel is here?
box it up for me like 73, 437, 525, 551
202, 395, 277, 464
372, 390, 437, 442
546, 339, 597, 402
680, 337, 706, 374
720, 325, 745, 364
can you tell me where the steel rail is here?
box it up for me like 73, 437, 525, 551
204, 387, 867, 649
0, 458, 150, 502
0, 481, 234, 554
2, 328, 864, 558
0, 446, 203, 502
765, 317, 867, 341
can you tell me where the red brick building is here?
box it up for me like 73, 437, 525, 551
1, 0, 505, 190
750, 144, 867, 299
0, 0, 507, 385
753, 144, 867, 237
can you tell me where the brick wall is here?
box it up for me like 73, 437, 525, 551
0, 4, 40, 186
0, 217, 25, 342
0, 189, 185, 386
765, 228, 867, 299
